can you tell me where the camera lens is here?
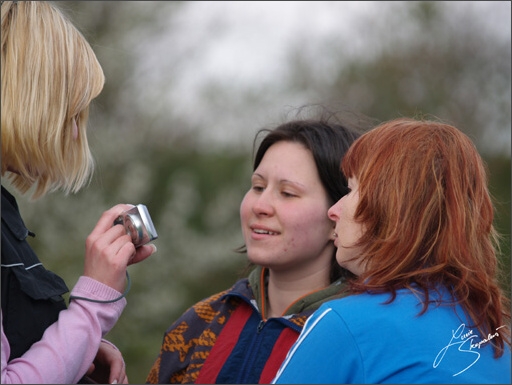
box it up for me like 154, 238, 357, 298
125, 214, 144, 245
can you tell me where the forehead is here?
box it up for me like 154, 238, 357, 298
255, 141, 320, 182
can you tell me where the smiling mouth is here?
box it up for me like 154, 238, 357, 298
252, 228, 279, 236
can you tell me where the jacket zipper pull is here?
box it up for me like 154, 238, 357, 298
257, 320, 265, 333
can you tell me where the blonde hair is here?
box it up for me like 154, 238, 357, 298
1, 1, 105, 199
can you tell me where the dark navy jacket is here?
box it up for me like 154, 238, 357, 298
1, 186, 69, 360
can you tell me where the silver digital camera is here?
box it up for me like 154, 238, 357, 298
113, 204, 158, 248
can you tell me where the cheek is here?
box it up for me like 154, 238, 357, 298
239, 193, 251, 220
340, 199, 356, 222
288, 207, 332, 242
239, 196, 253, 243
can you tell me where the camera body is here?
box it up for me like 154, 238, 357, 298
113, 204, 158, 248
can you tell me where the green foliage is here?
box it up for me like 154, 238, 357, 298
486, 156, 511, 295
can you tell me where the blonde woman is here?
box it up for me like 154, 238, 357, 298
1, 2, 155, 383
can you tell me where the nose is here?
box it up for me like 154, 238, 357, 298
252, 190, 275, 216
328, 199, 341, 221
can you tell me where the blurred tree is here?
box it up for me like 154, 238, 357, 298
283, 2, 511, 157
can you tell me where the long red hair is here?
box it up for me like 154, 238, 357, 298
342, 117, 510, 357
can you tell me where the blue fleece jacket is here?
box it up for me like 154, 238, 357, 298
273, 286, 511, 384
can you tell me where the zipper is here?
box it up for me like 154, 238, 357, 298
257, 319, 265, 333
235, 317, 265, 383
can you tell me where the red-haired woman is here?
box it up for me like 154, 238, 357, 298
273, 118, 511, 384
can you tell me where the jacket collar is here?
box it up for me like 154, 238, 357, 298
1, 186, 31, 240
247, 265, 348, 318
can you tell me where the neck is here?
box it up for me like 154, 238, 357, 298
264, 268, 330, 319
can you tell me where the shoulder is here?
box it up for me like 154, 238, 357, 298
314, 288, 436, 333
164, 278, 249, 333
319, 291, 393, 313
309, 288, 469, 353
321, 287, 430, 313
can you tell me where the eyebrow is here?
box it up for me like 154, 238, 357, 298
252, 173, 307, 189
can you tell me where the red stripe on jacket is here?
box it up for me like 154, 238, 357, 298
194, 302, 253, 383
258, 327, 299, 383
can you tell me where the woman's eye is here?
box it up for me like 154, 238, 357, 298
252, 185, 264, 192
282, 191, 297, 198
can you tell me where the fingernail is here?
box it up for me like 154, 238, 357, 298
150, 244, 157, 254
111, 381, 118, 384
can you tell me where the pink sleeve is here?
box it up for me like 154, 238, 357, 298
1, 276, 126, 384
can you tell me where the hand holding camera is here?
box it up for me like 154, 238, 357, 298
84, 203, 157, 293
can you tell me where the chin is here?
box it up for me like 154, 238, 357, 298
247, 254, 275, 267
